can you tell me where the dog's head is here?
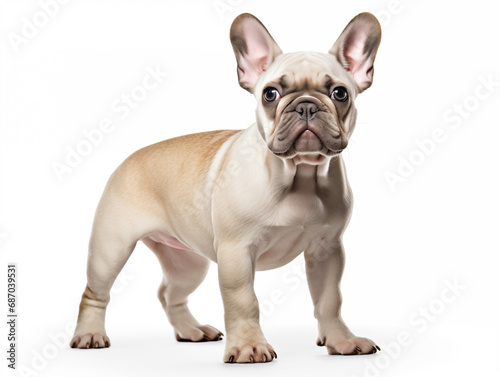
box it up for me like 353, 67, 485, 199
230, 13, 381, 161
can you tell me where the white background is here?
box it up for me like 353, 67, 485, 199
1, 0, 500, 376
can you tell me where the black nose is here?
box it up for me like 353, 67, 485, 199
295, 102, 319, 121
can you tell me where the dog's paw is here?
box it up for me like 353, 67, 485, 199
317, 335, 380, 355
175, 324, 223, 342
224, 341, 277, 363
70, 333, 111, 349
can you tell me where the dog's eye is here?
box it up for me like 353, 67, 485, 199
263, 87, 280, 103
331, 87, 348, 102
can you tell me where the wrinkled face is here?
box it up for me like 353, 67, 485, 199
230, 12, 381, 161
254, 52, 358, 158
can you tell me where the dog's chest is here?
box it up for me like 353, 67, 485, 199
269, 164, 341, 227
252, 163, 352, 270
272, 191, 325, 226
254, 190, 343, 271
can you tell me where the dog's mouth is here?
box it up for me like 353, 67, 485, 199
293, 129, 323, 152
269, 117, 347, 158
291, 128, 344, 155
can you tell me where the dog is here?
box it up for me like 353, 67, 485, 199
70, 12, 382, 363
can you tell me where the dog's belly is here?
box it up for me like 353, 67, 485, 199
254, 225, 328, 271
145, 226, 327, 272
147, 232, 192, 251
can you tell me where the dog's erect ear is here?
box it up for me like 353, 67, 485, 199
329, 12, 381, 93
230, 13, 282, 93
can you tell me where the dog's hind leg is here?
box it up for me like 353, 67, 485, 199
70, 191, 140, 349
142, 237, 223, 342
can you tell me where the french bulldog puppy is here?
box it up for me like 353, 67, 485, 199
71, 12, 381, 363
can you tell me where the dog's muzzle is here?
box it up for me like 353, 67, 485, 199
270, 97, 348, 156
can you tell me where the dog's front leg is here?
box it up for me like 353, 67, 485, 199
218, 243, 277, 363
305, 239, 380, 355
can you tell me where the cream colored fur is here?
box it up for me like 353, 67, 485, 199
71, 12, 381, 363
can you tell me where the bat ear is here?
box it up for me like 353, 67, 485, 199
230, 13, 282, 93
329, 12, 381, 92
